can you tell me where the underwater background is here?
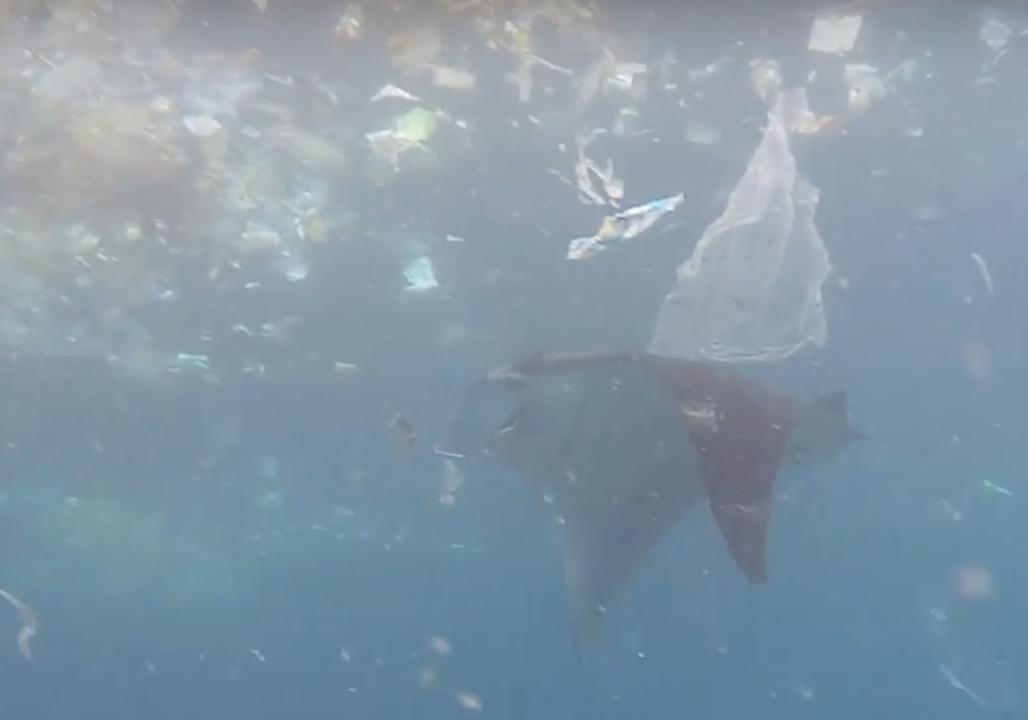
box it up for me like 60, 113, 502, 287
0, 1, 1024, 718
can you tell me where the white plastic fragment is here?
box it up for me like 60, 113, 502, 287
979, 8, 1012, 52
335, 4, 363, 40
426, 64, 476, 91
366, 129, 429, 166
169, 353, 211, 372
403, 256, 439, 292
0, 588, 35, 661
369, 84, 420, 103
844, 64, 888, 113
808, 14, 863, 54
183, 114, 223, 137
969, 253, 995, 295
981, 478, 1013, 497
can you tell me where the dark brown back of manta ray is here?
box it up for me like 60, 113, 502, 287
642, 354, 798, 584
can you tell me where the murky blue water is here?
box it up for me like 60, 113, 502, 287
0, 2, 1025, 718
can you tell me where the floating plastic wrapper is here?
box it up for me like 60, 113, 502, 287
403, 256, 439, 292
807, 13, 863, 54
649, 89, 830, 362
567, 193, 684, 260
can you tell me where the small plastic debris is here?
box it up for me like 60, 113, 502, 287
333, 362, 360, 377
274, 249, 309, 282
456, 692, 483, 712
394, 108, 438, 143
403, 256, 439, 292
684, 121, 722, 145
969, 253, 995, 295
939, 661, 1017, 711
428, 636, 452, 656
253, 0, 267, 12
183, 114, 223, 137
782, 87, 842, 135
367, 129, 424, 166
335, 4, 363, 40
390, 414, 416, 450
750, 59, 782, 103
169, 353, 211, 372
573, 132, 624, 208
688, 56, 733, 84
438, 457, 465, 507
982, 478, 1014, 497
606, 61, 647, 92
979, 8, 1012, 53
426, 64, 477, 91
932, 607, 1018, 711
0, 588, 35, 661
567, 193, 685, 260
844, 64, 888, 114
149, 96, 172, 114
370, 84, 420, 103
807, 14, 863, 54
506, 51, 573, 103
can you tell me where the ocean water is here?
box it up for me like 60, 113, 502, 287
0, 1, 1025, 718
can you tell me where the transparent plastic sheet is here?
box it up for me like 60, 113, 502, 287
649, 89, 830, 362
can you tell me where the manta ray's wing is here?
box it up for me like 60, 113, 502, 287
492, 353, 707, 646
645, 356, 798, 584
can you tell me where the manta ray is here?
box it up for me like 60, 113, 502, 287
437, 351, 862, 654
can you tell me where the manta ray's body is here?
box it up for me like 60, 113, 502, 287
439, 351, 859, 651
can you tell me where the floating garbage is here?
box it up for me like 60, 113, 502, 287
807, 14, 863, 54
781, 87, 843, 135
403, 256, 439, 292
969, 252, 995, 295
274, 249, 309, 282
573, 131, 624, 208
567, 193, 685, 260
367, 107, 438, 167
426, 64, 477, 91
335, 4, 363, 40
649, 89, 830, 362
750, 59, 782, 103
394, 107, 438, 143
366, 129, 428, 166
606, 61, 647, 92
684, 121, 722, 145
183, 114, 223, 137
0, 588, 35, 661
168, 353, 212, 373
931, 608, 1018, 712
979, 7, 1013, 53
370, 84, 420, 103
844, 64, 889, 113
390, 413, 417, 450
981, 478, 1013, 497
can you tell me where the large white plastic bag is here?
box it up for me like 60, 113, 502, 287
649, 90, 830, 362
